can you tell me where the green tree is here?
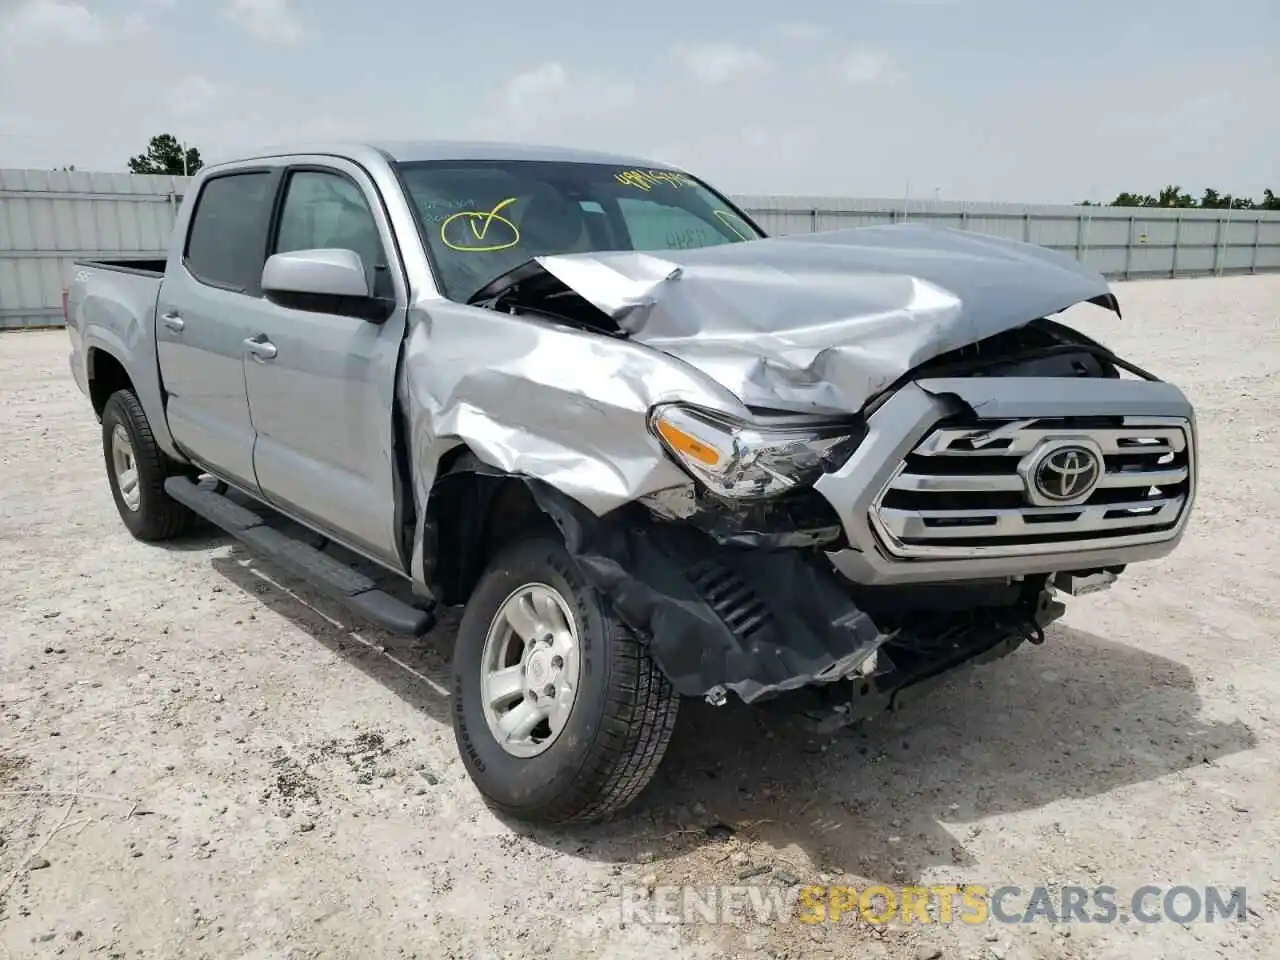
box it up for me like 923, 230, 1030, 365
127, 134, 202, 176
1107, 186, 1276, 209
1111, 192, 1157, 207
1200, 188, 1225, 209
1156, 184, 1195, 208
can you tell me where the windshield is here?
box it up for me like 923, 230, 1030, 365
395, 159, 764, 302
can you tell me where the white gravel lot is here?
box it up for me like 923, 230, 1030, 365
1, 274, 1278, 960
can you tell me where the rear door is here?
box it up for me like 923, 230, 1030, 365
239, 158, 410, 569
156, 167, 280, 489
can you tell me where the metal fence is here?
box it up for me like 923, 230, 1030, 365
738, 196, 1280, 282
3, 166, 1279, 330
0, 168, 186, 329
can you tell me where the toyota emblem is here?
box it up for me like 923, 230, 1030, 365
1032, 444, 1102, 503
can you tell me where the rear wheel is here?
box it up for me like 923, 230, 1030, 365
101, 389, 193, 541
451, 536, 679, 824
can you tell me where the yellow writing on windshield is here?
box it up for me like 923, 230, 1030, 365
713, 209, 755, 241
440, 197, 520, 252
614, 169, 698, 191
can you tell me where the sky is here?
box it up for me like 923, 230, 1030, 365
0, 0, 1276, 203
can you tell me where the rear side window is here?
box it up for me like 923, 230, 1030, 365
184, 171, 274, 291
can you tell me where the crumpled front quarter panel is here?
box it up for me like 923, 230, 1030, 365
397, 300, 743, 585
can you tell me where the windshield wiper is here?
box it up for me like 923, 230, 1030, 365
465, 258, 546, 306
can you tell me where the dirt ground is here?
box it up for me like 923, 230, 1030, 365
2, 275, 1277, 960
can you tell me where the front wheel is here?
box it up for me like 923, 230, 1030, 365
451, 537, 679, 824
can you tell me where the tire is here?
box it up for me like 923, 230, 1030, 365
101, 389, 194, 542
451, 536, 679, 824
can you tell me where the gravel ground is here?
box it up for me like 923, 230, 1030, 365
2, 274, 1277, 960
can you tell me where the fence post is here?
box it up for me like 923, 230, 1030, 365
1171, 215, 1183, 278
1211, 213, 1224, 277
1124, 215, 1136, 280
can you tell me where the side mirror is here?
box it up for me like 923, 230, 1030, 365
262, 248, 371, 299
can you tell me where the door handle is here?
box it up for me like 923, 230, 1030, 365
160, 312, 184, 332
243, 336, 278, 361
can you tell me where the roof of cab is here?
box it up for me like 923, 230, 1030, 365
204, 139, 677, 172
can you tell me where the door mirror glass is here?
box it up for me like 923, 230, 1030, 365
261, 248, 371, 299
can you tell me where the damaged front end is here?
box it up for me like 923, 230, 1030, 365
425, 459, 1067, 731
403, 221, 1195, 731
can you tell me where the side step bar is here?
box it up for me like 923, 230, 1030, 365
164, 476, 435, 637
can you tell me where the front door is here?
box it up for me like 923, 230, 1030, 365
240, 162, 409, 570
157, 168, 278, 490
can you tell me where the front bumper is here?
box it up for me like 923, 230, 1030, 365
813, 377, 1199, 587
523, 479, 1062, 708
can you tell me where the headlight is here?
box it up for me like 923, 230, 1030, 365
648, 403, 863, 500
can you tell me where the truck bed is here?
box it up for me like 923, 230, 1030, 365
65, 259, 166, 404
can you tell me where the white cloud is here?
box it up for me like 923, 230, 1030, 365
226, 0, 306, 44
776, 22, 828, 42
838, 48, 902, 85
503, 62, 570, 112
165, 76, 221, 118
0, 0, 142, 50
489, 62, 636, 138
673, 43, 770, 84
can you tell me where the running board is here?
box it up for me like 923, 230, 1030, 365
164, 476, 435, 637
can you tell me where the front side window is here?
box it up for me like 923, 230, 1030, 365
184, 171, 274, 291
274, 169, 386, 289
395, 159, 763, 302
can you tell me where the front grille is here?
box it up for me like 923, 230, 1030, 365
869, 416, 1194, 559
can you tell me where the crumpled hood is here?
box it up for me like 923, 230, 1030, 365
525, 223, 1119, 414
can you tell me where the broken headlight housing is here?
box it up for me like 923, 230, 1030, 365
648, 403, 864, 500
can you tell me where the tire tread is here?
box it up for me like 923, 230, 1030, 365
455, 537, 680, 825
102, 389, 193, 541
554, 619, 680, 823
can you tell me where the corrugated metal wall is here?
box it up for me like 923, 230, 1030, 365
735, 195, 1280, 281
3, 167, 1279, 330
0, 168, 186, 329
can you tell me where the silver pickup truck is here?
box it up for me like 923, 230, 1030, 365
67, 140, 1198, 824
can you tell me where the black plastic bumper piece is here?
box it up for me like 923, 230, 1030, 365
780, 589, 1066, 735
164, 476, 435, 637
513, 480, 893, 704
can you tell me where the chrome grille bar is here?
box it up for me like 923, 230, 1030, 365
889, 465, 1189, 494
879, 496, 1184, 540
913, 424, 1187, 457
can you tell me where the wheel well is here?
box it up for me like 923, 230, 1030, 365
425, 458, 561, 606
88, 349, 133, 418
